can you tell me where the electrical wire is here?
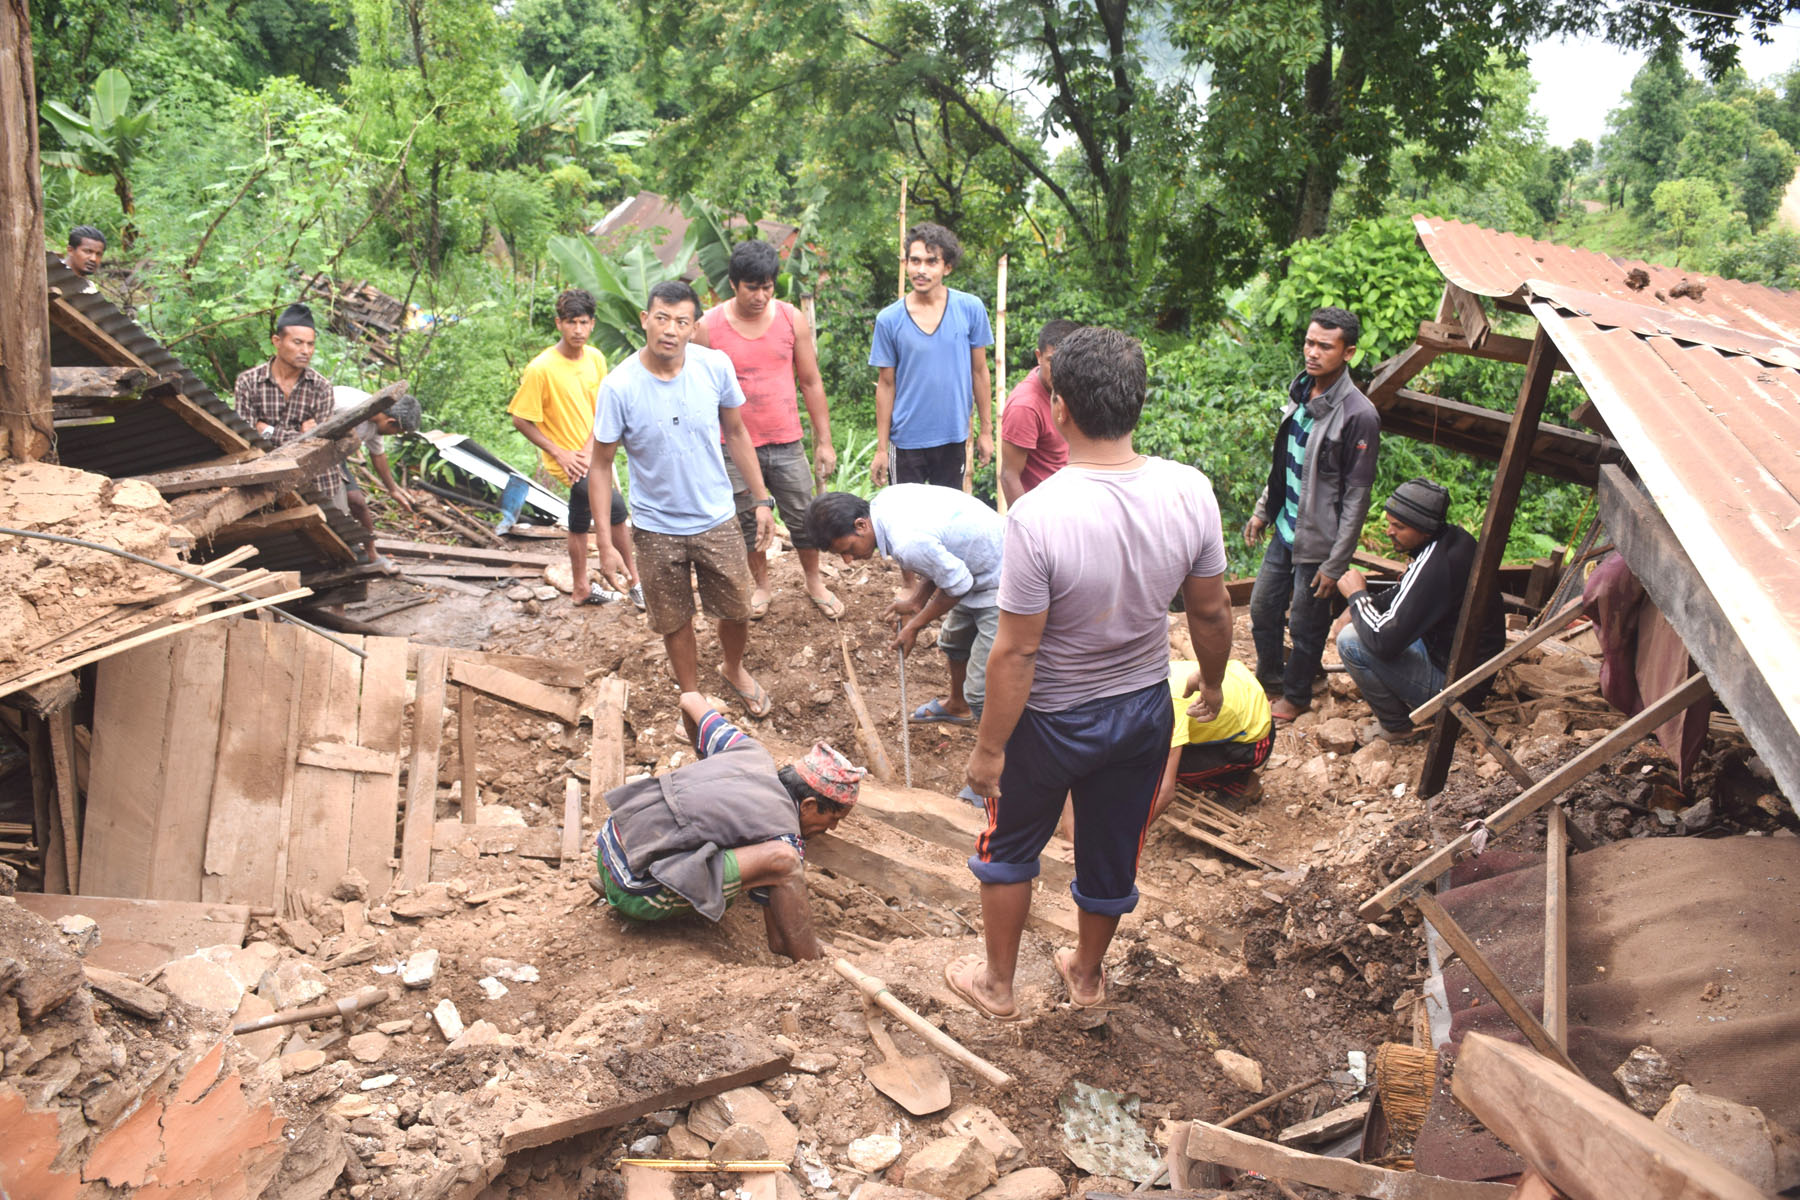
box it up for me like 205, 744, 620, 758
0, 525, 366, 659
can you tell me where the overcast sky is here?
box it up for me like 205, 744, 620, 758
1530, 25, 1800, 148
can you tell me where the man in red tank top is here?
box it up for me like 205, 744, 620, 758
693, 240, 843, 619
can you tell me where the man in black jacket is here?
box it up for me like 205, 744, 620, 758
1332, 478, 1505, 745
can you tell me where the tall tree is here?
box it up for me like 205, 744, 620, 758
3, 0, 52, 462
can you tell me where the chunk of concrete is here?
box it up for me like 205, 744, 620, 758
972, 1167, 1064, 1200
941, 1106, 1024, 1168
347, 1032, 390, 1064
0, 899, 84, 1021
1315, 718, 1358, 755
849, 1134, 904, 1172
55, 914, 101, 957
448, 1019, 516, 1054
401, 948, 439, 988
1654, 1084, 1800, 1193
712, 1122, 771, 1161
1213, 1050, 1263, 1093
160, 955, 246, 1013
432, 999, 464, 1042
901, 1135, 998, 1200
392, 888, 457, 920
688, 1086, 798, 1162
232, 992, 283, 1062
262, 959, 331, 1010
665, 1123, 710, 1158
281, 1049, 328, 1077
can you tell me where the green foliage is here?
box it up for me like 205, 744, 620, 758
1652, 177, 1732, 257
546, 238, 688, 354
40, 68, 159, 235
1256, 218, 1442, 364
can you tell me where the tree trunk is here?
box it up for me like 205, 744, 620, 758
1, 0, 53, 463
1288, 45, 1338, 244
113, 168, 137, 250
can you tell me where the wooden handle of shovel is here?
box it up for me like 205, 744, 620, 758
834, 958, 1013, 1087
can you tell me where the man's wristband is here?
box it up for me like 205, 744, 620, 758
753, 497, 775, 509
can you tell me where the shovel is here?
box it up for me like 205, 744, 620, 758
862, 999, 951, 1115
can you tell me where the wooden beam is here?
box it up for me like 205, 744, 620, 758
1449, 699, 1536, 789
458, 685, 478, 822
0, 23, 50, 462
1543, 806, 1569, 1052
399, 648, 448, 888
1416, 320, 1536, 364
1419, 329, 1560, 798
499, 1034, 790, 1155
133, 432, 352, 497
308, 379, 406, 442
48, 295, 150, 367
1175, 1120, 1511, 1200
447, 659, 581, 725
1447, 284, 1492, 350
589, 676, 627, 826
414, 646, 585, 690
1361, 672, 1710, 918
1410, 890, 1579, 1074
213, 503, 334, 542
1449, 1033, 1767, 1200
1368, 342, 1441, 403
374, 538, 559, 568
50, 365, 176, 400
167, 483, 287, 540
154, 389, 255, 455
296, 740, 399, 775
47, 707, 81, 888
1384, 388, 1611, 487
1598, 464, 1800, 808
1413, 598, 1586, 723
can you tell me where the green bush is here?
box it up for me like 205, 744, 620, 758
1256, 216, 1443, 363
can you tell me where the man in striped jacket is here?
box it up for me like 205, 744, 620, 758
1332, 478, 1505, 746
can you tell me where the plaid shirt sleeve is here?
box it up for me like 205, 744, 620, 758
235, 365, 334, 444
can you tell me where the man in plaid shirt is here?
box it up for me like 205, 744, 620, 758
234, 303, 336, 495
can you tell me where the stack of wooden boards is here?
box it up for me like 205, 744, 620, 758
76, 615, 618, 916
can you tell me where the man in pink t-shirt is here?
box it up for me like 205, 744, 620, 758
998, 319, 1080, 506
694, 240, 842, 619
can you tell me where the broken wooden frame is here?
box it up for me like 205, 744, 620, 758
1161, 1119, 1512, 1199
1450, 1033, 1766, 1200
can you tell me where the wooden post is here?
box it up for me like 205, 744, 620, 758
1543, 805, 1569, 1051
1, 0, 52, 462
1418, 327, 1559, 797
897, 176, 909, 299
993, 255, 1009, 512
458, 685, 478, 823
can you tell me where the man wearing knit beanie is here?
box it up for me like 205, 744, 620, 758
1331, 477, 1506, 745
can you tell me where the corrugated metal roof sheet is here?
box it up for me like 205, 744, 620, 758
1412, 216, 1800, 346
1408, 219, 1800, 779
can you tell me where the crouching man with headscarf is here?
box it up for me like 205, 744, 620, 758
594, 691, 866, 961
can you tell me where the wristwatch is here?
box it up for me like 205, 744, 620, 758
753, 497, 776, 509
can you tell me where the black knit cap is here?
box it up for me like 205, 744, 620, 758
274, 303, 316, 334
1385, 477, 1450, 535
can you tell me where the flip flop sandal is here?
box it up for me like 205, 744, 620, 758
943, 954, 1023, 1022
912, 698, 974, 725
716, 665, 773, 718
1053, 946, 1107, 1009
809, 590, 846, 619
749, 591, 773, 620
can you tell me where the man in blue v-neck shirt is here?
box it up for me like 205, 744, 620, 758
868, 222, 995, 491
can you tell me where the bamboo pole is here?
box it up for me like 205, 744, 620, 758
897, 176, 909, 298
993, 255, 1010, 512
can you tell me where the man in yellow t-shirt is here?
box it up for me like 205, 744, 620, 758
1151, 659, 1274, 819
508, 289, 641, 607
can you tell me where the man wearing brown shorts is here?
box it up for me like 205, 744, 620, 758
586, 281, 778, 717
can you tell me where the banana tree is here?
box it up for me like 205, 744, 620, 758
41, 69, 158, 247
547, 234, 703, 356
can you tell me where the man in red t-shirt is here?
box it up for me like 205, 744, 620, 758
998, 319, 1082, 507
694, 240, 843, 620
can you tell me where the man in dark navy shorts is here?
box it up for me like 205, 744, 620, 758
945, 327, 1235, 1021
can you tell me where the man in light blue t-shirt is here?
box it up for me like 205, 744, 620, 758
869, 222, 994, 493
586, 281, 779, 718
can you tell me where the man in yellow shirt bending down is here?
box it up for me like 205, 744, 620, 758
1151, 659, 1274, 819
508, 288, 642, 607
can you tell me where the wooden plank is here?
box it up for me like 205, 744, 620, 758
447, 658, 581, 724
82, 640, 178, 897
561, 777, 583, 864
390, 562, 544, 579
1367, 342, 1441, 403
48, 296, 152, 368
29, 719, 66, 894
309, 380, 406, 442
268, 631, 310, 914
1416, 319, 1535, 364
1447, 284, 1492, 349
421, 648, 585, 690
1412, 598, 1586, 723
500, 1033, 790, 1154
1177, 1120, 1512, 1200
347, 636, 409, 895
167, 483, 286, 539
1599, 464, 1800, 808
153, 390, 257, 456
1410, 891, 1580, 1075
145, 623, 228, 900
1543, 806, 1569, 1052
1361, 672, 1710, 919
459, 685, 478, 822
374, 537, 559, 567
399, 648, 449, 888
15, 893, 251, 978
589, 676, 628, 827
1163, 813, 1287, 872
1449, 699, 1536, 789
134, 455, 302, 496
285, 633, 364, 898
213, 504, 333, 542
47, 709, 81, 889
204, 621, 300, 905
297, 740, 398, 775
1419, 329, 1560, 798
1450, 1033, 1766, 1200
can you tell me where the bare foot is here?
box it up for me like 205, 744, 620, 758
943, 954, 1021, 1020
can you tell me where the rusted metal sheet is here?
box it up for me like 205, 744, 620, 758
1414, 215, 1800, 345
1531, 302, 1800, 742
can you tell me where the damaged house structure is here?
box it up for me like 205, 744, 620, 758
1, 13, 1797, 1193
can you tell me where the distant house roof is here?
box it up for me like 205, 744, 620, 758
589, 191, 799, 278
